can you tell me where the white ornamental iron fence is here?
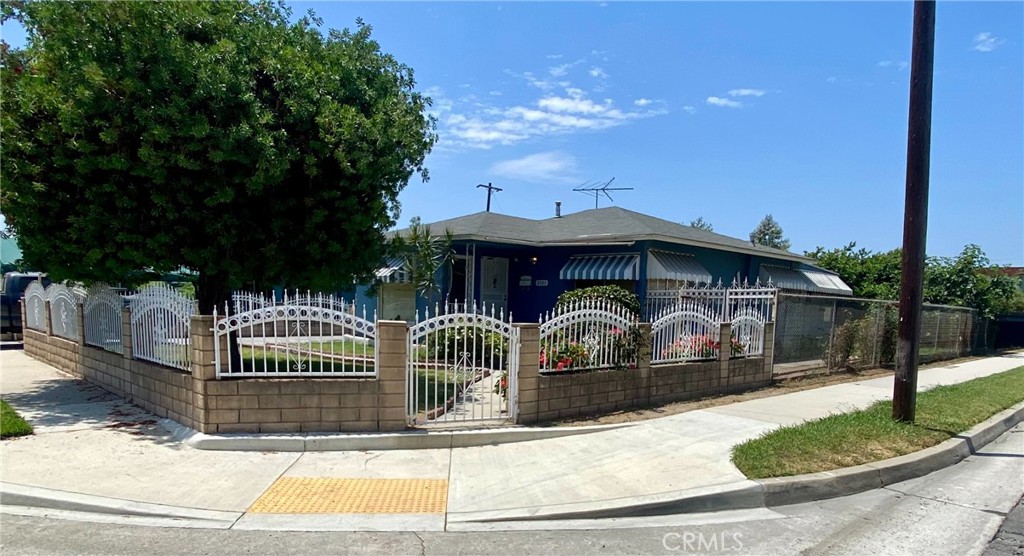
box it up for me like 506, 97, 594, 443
538, 297, 639, 373
231, 291, 361, 316
129, 283, 196, 372
83, 283, 127, 354
651, 294, 724, 364
215, 291, 376, 378
47, 283, 82, 341
725, 280, 776, 358
23, 280, 47, 332
407, 302, 517, 426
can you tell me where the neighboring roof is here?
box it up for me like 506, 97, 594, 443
0, 236, 22, 265
396, 207, 811, 263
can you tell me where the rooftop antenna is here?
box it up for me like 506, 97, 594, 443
476, 182, 503, 212
572, 177, 633, 209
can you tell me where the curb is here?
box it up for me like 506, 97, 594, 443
452, 401, 1024, 523
0, 482, 241, 527
164, 419, 634, 452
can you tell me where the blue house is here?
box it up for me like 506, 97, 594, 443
359, 207, 851, 321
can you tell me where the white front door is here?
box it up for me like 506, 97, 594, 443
479, 257, 509, 315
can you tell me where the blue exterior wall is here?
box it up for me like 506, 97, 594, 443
354, 239, 802, 320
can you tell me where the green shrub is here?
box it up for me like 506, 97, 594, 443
423, 327, 508, 368
824, 316, 858, 370
556, 285, 640, 315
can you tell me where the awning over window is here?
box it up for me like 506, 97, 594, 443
560, 254, 640, 281
759, 264, 853, 295
376, 256, 411, 284
647, 251, 712, 284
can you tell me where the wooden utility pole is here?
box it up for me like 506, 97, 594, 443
477, 182, 502, 212
893, 0, 936, 423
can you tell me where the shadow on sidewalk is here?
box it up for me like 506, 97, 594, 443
3, 371, 185, 449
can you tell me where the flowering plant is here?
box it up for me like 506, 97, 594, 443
539, 340, 590, 371
660, 334, 746, 360
493, 371, 509, 400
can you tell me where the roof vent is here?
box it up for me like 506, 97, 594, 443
555, 201, 562, 218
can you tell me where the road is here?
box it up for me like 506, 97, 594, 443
2, 424, 1022, 556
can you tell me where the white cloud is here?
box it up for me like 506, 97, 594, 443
546, 54, 563, 59
877, 60, 893, 67
549, 64, 571, 77
727, 88, 765, 97
878, 60, 909, 70
973, 32, 1005, 52
488, 90, 503, 96
682, 105, 696, 114
706, 96, 742, 109
633, 98, 653, 107
826, 76, 837, 83
589, 67, 609, 78
490, 152, 579, 184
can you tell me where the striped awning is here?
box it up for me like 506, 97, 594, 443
560, 254, 640, 281
759, 265, 852, 295
647, 251, 712, 284
376, 256, 411, 284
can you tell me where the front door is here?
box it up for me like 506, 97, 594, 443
479, 257, 509, 315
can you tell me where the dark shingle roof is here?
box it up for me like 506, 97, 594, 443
396, 207, 810, 263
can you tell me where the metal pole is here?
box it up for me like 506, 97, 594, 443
893, 0, 936, 423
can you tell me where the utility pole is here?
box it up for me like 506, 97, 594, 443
893, 0, 936, 423
476, 182, 502, 212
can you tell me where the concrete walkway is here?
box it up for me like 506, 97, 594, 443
2, 348, 1022, 530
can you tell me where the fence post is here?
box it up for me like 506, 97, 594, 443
190, 315, 218, 381
515, 323, 540, 425
376, 320, 409, 431
763, 321, 776, 382
825, 299, 837, 370
76, 302, 86, 347
718, 322, 732, 385
19, 299, 27, 339
44, 300, 53, 336
121, 307, 133, 360
636, 322, 653, 406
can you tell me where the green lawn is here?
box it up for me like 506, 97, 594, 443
238, 347, 374, 374
1, 400, 33, 439
732, 366, 1024, 478
307, 339, 375, 356
411, 369, 462, 413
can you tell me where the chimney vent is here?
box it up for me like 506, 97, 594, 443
555, 201, 562, 218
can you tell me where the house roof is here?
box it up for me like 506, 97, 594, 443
398, 207, 811, 263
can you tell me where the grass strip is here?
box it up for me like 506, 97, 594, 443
732, 366, 1024, 478
1, 399, 33, 439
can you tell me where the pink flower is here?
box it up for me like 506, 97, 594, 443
556, 362, 565, 371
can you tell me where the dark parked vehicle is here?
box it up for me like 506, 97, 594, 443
1, 272, 50, 339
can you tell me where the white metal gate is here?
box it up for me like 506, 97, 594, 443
407, 303, 518, 426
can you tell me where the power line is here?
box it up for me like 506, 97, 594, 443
476, 182, 503, 212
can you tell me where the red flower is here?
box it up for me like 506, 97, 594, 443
556, 361, 565, 371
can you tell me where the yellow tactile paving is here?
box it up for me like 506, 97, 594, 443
248, 477, 449, 514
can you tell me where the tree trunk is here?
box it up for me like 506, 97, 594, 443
196, 271, 241, 372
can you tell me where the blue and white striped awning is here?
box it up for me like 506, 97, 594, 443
647, 251, 712, 284
560, 254, 640, 281
376, 256, 411, 284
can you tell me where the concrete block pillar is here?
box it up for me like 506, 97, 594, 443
121, 307, 133, 360
44, 300, 53, 336
19, 299, 27, 334
763, 321, 776, 382
718, 322, 732, 384
636, 322, 653, 406
376, 320, 409, 431
190, 315, 218, 381
515, 323, 540, 424
76, 302, 86, 347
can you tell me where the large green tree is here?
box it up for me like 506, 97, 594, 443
805, 242, 902, 299
1, 1, 436, 312
749, 214, 791, 250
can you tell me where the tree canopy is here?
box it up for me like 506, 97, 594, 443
750, 214, 790, 250
1, 1, 437, 311
688, 217, 714, 232
807, 243, 1022, 318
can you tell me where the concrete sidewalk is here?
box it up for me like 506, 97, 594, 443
2, 349, 1022, 531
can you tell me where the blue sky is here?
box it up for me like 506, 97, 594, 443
3, 2, 1022, 265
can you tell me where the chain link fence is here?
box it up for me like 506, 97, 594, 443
774, 293, 985, 376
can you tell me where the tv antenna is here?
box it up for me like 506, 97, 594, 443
573, 177, 633, 209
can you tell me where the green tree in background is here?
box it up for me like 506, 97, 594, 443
808, 243, 1020, 318
688, 217, 714, 232
1, 1, 436, 312
750, 214, 791, 250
